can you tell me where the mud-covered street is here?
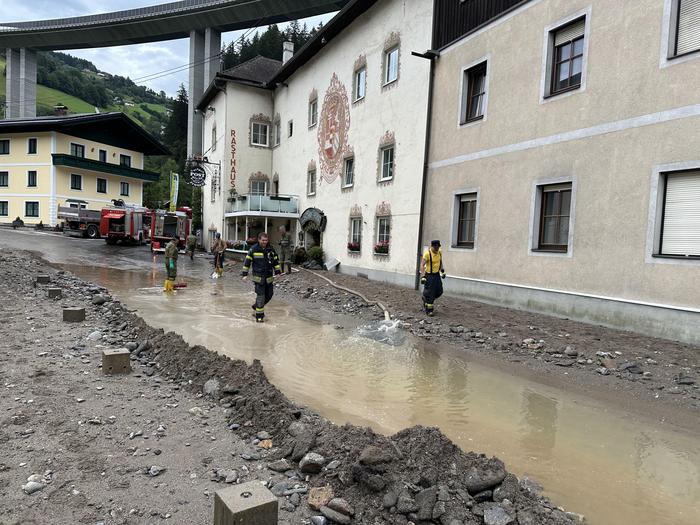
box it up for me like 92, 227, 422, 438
1, 229, 699, 525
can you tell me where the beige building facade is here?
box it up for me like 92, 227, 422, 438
426, 0, 700, 342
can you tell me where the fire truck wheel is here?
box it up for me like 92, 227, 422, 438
86, 225, 100, 239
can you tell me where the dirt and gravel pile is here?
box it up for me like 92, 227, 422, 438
276, 270, 700, 413
0, 249, 584, 525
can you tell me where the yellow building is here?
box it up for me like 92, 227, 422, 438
0, 112, 169, 225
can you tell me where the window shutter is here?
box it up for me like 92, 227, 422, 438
677, 0, 700, 55
554, 19, 585, 46
662, 172, 700, 256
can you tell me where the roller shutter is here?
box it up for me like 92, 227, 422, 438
677, 0, 700, 55
554, 19, 585, 46
661, 172, 700, 256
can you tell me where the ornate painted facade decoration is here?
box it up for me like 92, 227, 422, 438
309, 88, 318, 102
379, 130, 395, 147
349, 204, 363, 217
376, 201, 391, 217
317, 73, 351, 184
249, 171, 269, 182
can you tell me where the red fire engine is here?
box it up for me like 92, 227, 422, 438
99, 204, 150, 245
150, 207, 192, 252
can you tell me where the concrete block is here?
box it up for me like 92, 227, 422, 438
214, 481, 277, 525
62, 307, 85, 322
47, 288, 62, 299
35, 275, 51, 284
102, 348, 131, 375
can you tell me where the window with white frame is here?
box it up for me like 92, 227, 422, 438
354, 67, 366, 101
461, 61, 487, 124
307, 169, 316, 196
70, 143, 85, 158
656, 170, 700, 257
250, 180, 267, 195
308, 98, 318, 128
0, 139, 9, 155
349, 217, 362, 251
70, 173, 82, 191
535, 183, 572, 252
0, 201, 7, 216
0, 171, 7, 186
27, 138, 37, 154
547, 18, 586, 97
25, 201, 39, 217
672, 0, 700, 57
375, 216, 391, 253
97, 178, 107, 193
343, 157, 355, 187
251, 122, 269, 147
211, 124, 217, 151
454, 193, 478, 248
273, 120, 281, 146
120, 181, 130, 196
384, 47, 399, 85
379, 145, 395, 181
27, 170, 37, 187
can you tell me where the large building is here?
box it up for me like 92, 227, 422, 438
0, 113, 168, 225
198, 0, 433, 285
424, 0, 700, 342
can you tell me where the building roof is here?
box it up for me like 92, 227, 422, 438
0, 112, 170, 155
223, 56, 282, 84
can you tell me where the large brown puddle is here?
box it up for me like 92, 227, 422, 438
3, 231, 698, 525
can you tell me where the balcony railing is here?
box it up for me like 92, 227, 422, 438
226, 193, 299, 215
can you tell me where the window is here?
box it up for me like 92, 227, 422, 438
288, 120, 294, 138
99, 149, 107, 163
97, 178, 107, 194
657, 171, 700, 257
384, 47, 399, 84
309, 99, 318, 128
0, 171, 8, 187
27, 138, 37, 154
211, 124, 217, 151
27, 171, 37, 187
120, 154, 131, 167
70, 174, 82, 190
343, 157, 355, 187
69, 202, 86, 210
274, 120, 281, 146
120, 182, 130, 196
354, 68, 366, 101
251, 122, 269, 147
307, 170, 316, 196
380, 146, 394, 181
0, 139, 9, 155
0, 201, 7, 216
250, 180, 267, 195
455, 193, 478, 248
376, 216, 391, 253
70, 143, 85, 158
537, 183, 572, 252
461, 62, 487, 124
674, 0, 700, 57
349, 217, 362, 251
25, 202, 39, 217
550, 19, 585, 95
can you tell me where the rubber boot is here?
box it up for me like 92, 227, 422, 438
286, 262, 292, 275
163, 279, 169, 292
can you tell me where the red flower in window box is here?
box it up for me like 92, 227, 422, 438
347, 242, 361, 252
373, 240, 390, 254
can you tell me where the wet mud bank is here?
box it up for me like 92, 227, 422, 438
275, 270, 700, 417
0, 250, 583, 525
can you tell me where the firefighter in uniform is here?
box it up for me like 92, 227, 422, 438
211, 232, 226, 276
186, 230, 198, 260
241, 232, 282, 322
278, 226, 293, 274
419, 239, 446, 316
163, 236, 179, 292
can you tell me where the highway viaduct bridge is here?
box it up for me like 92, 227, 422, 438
1, 0, 349, 155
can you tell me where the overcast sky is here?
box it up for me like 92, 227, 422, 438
2, 0, 333, 96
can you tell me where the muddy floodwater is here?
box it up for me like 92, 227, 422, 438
4, 231, 699, 525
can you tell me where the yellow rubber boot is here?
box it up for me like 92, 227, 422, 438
163, 279, 169, 292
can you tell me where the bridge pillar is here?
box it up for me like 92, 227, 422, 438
188, 30, 205, 157
5, 49, 21, 118
204, 28, 221, 86
19, 49, 37, 118
4, 48, 37, 119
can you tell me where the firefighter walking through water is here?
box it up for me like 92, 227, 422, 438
419, 239, 446, 316
211, 232, 226, 277
241, 232, 282, 322
163, 235, 179, 292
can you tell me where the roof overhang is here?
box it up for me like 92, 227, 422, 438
0, 0, 350, 51
52, 154, 160, 182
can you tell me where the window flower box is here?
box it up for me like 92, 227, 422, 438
373, 241, 390, 255
347, 242, 361, 252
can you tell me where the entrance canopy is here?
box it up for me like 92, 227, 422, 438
300, 207, 326, 232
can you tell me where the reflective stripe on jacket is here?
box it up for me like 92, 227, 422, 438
241, 243, 281, 278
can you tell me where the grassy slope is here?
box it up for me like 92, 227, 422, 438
0, 56, 168, 120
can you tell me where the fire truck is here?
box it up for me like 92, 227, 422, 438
99, 203, 150, 245
150, 207, 192, 252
